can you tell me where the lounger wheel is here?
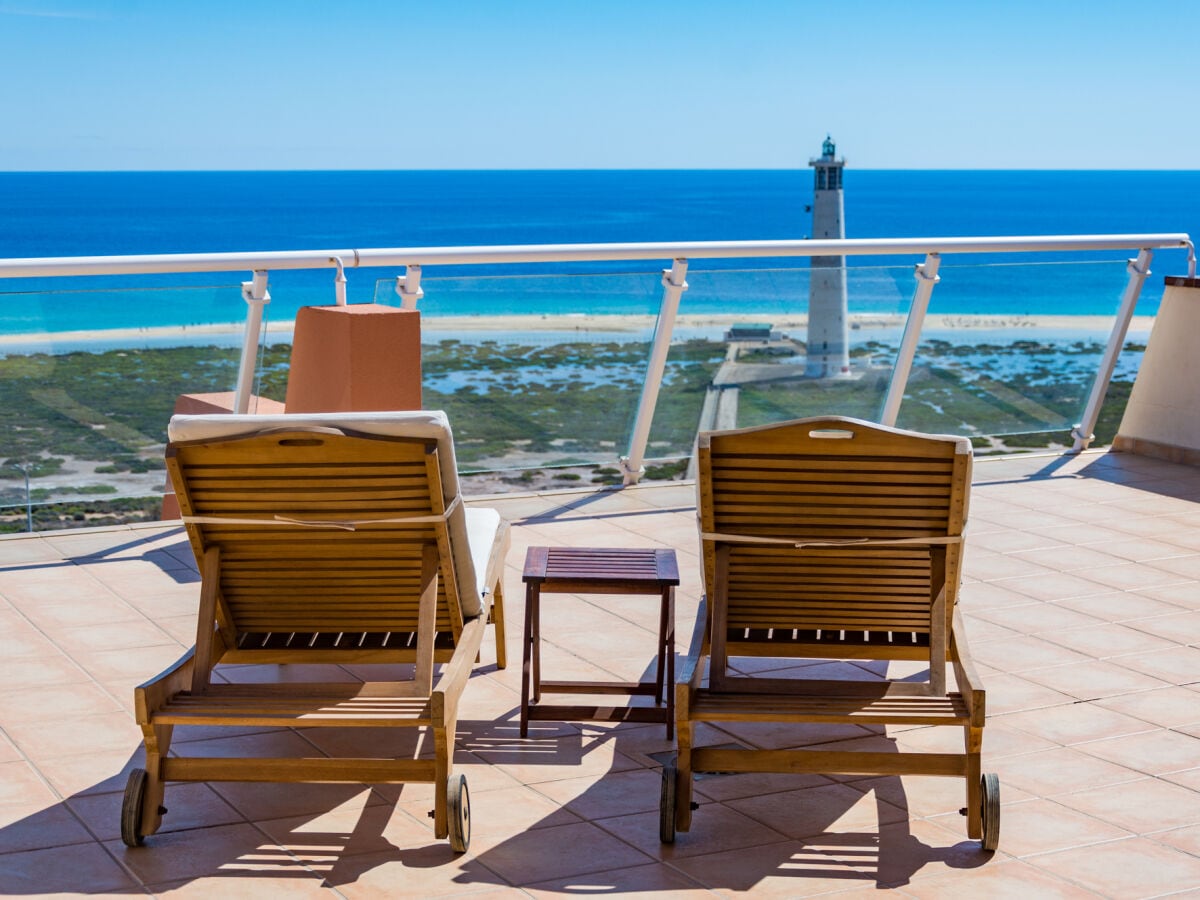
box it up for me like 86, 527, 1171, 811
120, 768, 148, 848
447, 774, 471, 853
980, 772, 1000, 851
659, 763, 677, 844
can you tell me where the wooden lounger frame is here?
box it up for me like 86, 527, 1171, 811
129, 425, 508, 850
666, 416, 998, 849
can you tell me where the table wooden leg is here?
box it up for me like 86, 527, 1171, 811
520, 582, 537, 737
666, 586, 675, 740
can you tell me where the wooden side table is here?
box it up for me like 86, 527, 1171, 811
520, 546, 679, 739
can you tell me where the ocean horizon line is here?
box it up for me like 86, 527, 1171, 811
4, 167, 1200, 175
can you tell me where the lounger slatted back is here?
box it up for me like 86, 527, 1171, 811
664, 416, 998, 850
698, 416, 969, 680
124, 411, 508, 854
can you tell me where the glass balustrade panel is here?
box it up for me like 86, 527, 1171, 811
0, 283, 261, 532
641, 264, 913, 469
896, 259, 1139, 452
374, 270, 661, 487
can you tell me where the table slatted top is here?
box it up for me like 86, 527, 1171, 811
523, 546, 679, 589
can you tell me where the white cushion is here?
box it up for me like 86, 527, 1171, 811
167, 410, 492, 618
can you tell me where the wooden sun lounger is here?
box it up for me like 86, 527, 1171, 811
662, 416, 998, 850
123, 411, 508, 853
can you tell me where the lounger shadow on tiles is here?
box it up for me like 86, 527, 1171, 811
663, 416, 999, 851
122, 411, 508, 854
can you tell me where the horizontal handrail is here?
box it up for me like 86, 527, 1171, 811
0, 234, 1191, 279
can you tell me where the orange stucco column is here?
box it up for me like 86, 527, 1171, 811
285, 304, 422, 413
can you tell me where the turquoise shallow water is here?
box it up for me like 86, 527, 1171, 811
0, 169, 1195, 335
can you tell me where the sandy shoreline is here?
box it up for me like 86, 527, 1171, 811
0, 312, 1157, 355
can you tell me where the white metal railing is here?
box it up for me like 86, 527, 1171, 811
1, 234, 1194, 483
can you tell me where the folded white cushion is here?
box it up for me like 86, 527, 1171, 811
168, 410, 493, 617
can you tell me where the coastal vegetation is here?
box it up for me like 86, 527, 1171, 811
0, 335, 1140, 533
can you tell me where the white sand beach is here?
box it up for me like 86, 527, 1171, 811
0, 312, 1158, 356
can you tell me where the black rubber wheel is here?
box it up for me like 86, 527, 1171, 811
659, 763, 677, 844
980, 772, 1000, 851
447, 774, 471, 853
120, 768, 148, 848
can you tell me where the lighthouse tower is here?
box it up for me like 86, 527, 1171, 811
807, 135, 849, 377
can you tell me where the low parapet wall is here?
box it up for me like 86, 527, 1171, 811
1114, 276, 1200, 466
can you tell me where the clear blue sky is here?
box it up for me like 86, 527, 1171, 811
2, 0, 1195, 170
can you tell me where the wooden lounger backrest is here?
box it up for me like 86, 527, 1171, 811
697, 417, 971, 670
167, 428, 465, 662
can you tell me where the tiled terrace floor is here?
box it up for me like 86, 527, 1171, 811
2, 449, 1200, 898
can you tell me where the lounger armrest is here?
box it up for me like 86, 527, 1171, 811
950, 607, 986, 726
432, 613, 488, 727
134, 647, 198, 724
677, 596, 710, 691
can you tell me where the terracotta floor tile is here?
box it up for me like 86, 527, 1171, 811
528, 766, 666, 821
1019, 659, 1171, 700
31, 745, 146, 797
145, 873, 335, 898
320, 844, 507, 896
1028, 836, 1200, 899
725, 781, 910, 839
982, 673, 1076, 716
964, 550, 1058, 582
1054, 777, 1200, 833
404, 783, 581, 853
1080, 562, 1190, 591
0, 680, 123, 725
981, 798, 1132, 857
667, 835, 937, 896
1126, 610, 1200, 644
1001, 701, 1154, 746
959, 581, 1050, 610
1081, 537, 1192, 562
1113, 645, 1200, 683
0, 799, 96, 852
67, 780, 246, 842
0, 760, 59, 808
970, 636, 1095, 674
255, 796, 440, 857
48, 618, 179, 654
0, 842, 140, 894
1040, 622, 1178, 658
5, 709, 143, 761
0, 619, 58, 661
1011, 544, 1131, 572
1096, 685, 1200, 728
1135, 582, 1200, 610
1145, 554, 1200, 579
970, 602, 1105, 636
993, 747, 1144, 798
990, 571, 1123, 603
0, 652, 89, 690
1056, 589, 1189, 621
466, 818, 655, 885
904, 857, 1103, 898
105, 822, 305, 884
1074, 728, 1200, 775
525, 860, 710, 898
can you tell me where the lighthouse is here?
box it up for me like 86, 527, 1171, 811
807, 135, 849, 377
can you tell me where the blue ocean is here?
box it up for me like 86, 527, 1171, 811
0, 170, 1196, 337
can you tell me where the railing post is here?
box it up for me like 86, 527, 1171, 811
395, 264, 424, 309
233, 270, 270, 414
620, 258, 689, 485
1071, 248, 1153, 451
880, 253, 941, 427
